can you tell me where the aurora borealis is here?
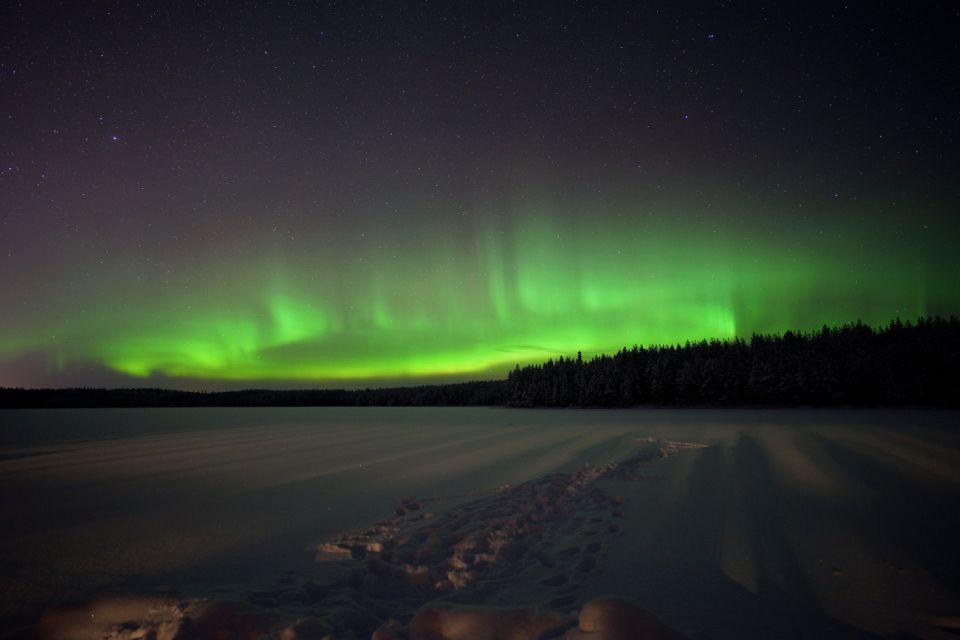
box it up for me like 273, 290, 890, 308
1, 3, 958, 389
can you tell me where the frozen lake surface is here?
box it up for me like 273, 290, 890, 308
1, 407, 958, 638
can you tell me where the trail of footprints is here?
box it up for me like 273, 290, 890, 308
248, 439, 707, 637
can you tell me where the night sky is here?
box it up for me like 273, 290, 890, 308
1, 3, 958, 389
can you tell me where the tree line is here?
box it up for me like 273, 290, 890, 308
1, 316, 957, 408
505, 316, 959, 407
0, 380, 505, 409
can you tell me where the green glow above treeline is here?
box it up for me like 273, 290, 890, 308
2, 197, 956, 388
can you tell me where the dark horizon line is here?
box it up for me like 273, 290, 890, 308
4, 314, 956, 396
2, 315, 959, 409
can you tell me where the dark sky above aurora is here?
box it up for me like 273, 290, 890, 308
0, 3, 958, 389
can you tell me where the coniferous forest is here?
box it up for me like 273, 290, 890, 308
504, 317, 959, 408
2, 317, 958, 408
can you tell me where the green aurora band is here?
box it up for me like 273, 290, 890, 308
2, 197, 957, 388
